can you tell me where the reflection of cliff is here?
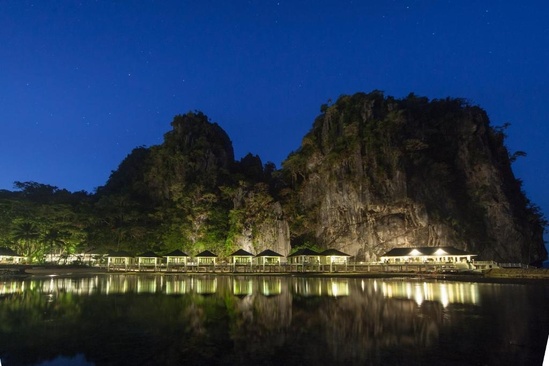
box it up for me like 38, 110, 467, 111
289, 286, 443, 364
1, 275, 546, 365
228, 277, 293, 364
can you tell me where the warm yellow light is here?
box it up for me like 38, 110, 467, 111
440, 284, 449, 307
327, 279, 349, 297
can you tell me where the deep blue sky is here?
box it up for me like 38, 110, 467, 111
1, 1, 548, 229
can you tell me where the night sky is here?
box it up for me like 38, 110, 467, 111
1, 1, 548, 231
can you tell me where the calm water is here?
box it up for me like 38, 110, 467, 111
0, 274, 547, 366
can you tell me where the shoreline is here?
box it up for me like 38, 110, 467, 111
1, 264, 548, 285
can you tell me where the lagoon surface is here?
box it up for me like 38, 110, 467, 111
0, 274, 548, 366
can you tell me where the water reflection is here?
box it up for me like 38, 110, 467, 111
0, 276, 371, 299
233, 277, 253, 297
377, 279, 480, 307
0, 275, 547, 366
260, 277, 282, 296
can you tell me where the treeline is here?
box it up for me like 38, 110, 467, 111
0, 182, 93, 261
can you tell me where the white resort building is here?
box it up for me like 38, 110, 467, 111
380, 246, 476, 264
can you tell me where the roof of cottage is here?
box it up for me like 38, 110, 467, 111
107, 250, 133, 257
320, 249, 351, 257
287, 248, 320, 257
229, 249, 254, 257
136, 250, 161, 258
256, 249, 284, 257
164, 249, 189, 257
195, 250, 218, 257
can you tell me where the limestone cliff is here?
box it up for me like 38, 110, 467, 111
224, 181, 291, 256
97, 112, 291, 256
96, 96, 545, 262
280, 92, 546, 263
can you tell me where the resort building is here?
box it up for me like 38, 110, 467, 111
106, 250, 134, 271
229, 249, 254, 266
380, 246, 476, 264
164, 249, 189, 271
228, 249, 254, 272
0, 247, 24, 263
255, 249, 284, 270
320, 248, 351, 272
194, 250, 218, 268
287, 248, 322, 271
136, 251, 162, 271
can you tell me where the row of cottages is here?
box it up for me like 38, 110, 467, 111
106, 248, 352, 272
106, 249, 288, 272
226, 248, 352, 271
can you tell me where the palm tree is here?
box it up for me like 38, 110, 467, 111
42, 228, 68, 263
12, 222, 41, 261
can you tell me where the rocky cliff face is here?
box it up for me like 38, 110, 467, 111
281, 92, 546, 262
231, 200, 291, 256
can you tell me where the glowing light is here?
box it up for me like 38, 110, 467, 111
327, 279, 349, 297
414, 285, 424, 306
261, 279, 281, 296
410, 249, 421, 256
440, 283, 449, 307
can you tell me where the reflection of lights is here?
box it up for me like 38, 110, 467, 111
165, 279, 188, 295
378, 281, 480, 307
440, 284, 449, 308
471, 285, 478, 304
196, 278, 217, 294
48, 278, 55, 293
327, 279, 349, 297
361, 280, 365, 292
0, 281, 23, 295
233, 279, 253, 296
294, 278, 321, 297
137, 278, 158, 293
414, 285, 423, 306
261, 279, 281, 296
